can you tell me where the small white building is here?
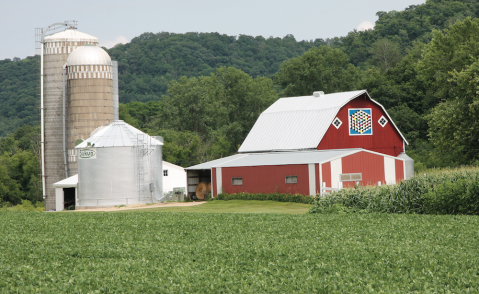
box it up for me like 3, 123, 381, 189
162, 161, 187, 196
53, 174, 78, 211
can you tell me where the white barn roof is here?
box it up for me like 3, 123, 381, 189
76, 120, 163, 148
186, 148, 402, 170
238, 90, 407, 153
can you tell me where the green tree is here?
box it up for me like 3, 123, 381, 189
209, 67, 278, 154
427, 60, 479, 163
275, 46, 361, 96
369, 39, 402, 73
417, 17, 479, 101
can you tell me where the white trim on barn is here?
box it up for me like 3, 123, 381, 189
384, 157, 396, 185
308, 163, 316, 196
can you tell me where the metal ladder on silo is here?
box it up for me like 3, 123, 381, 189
136, 134, 145, 193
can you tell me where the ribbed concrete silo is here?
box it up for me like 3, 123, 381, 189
75, 121, 164, 207
65, 45, 114, 176
42, 28, 99, 210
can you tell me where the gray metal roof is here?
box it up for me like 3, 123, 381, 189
76, 120, 163, 148
186, 149, 364, 170
238, 90, 407, 153
67, 45, 112, 66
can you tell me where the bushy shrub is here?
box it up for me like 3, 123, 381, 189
0, 200, 43, 212
216, 192, 314, 204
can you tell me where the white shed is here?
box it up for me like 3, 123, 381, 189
53, 174, 78, 211
162, 161, 187, 196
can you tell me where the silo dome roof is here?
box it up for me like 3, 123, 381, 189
44, 29, 98, 43
67, 45, 112, 66
76, 120, 163, 148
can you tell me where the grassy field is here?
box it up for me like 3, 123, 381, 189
1, 211, 479, 292
118, 200, 311, 214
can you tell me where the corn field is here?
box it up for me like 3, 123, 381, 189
310, 166, 479, 214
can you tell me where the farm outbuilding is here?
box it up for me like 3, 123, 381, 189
75, 120, 164, 208
186, 149, 409, 197
162, 161, 187, 196
186, 89, 413, 198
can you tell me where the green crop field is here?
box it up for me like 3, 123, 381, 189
1, 212, 478, 293
116, 200, 311, 214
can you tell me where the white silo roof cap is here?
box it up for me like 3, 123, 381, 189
44, 29, 98, 43
67, 45, 112, 66
76, 120, 163, 148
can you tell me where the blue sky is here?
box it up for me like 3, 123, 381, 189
1, 0, 425, 60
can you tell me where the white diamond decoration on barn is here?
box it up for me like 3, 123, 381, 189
378, 115, 388, 127
332, 117, 342, 129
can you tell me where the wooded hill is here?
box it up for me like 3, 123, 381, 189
1, 0, 479, 205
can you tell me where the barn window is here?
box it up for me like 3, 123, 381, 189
332, 117, 342, 129
340, 173, 362, 182
163, 170, 168, 177
378, 115, 388, 127
285, 176, 298, 184
232, 177, 243, 185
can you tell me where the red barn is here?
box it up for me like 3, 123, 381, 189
186, 90, 414, 198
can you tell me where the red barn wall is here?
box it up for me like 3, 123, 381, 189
341, 151, 386, 188
395, 159, 404, 183
315, 163, 320, 194
221, 165, 309, 195
212, 168, 217, 197
321, 162, 331, 188
317, 94, 404, 156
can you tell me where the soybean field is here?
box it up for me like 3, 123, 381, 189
1, 212, 478, 292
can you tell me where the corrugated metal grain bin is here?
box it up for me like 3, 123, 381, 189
75, 120, 164, 207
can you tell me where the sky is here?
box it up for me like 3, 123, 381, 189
1, 0, 425, 60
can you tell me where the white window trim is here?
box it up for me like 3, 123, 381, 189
332, 117, 342, 129
378, 115, 388, 127
285, 175, 298, 184
340, 173, 362, 182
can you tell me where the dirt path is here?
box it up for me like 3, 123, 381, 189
73, 201, 206, 212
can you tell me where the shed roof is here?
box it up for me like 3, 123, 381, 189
53, 174, 78, 188
186, 148, 401, 170
76, 120, 163, 148
238, 90, 407, 153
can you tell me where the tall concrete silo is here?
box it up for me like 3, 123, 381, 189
66, 45, 114, 176
40, 24, 115, 211
75, 120, 164, 208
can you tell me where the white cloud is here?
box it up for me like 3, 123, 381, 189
356, 21, 374, 32
101, 35, 129, 48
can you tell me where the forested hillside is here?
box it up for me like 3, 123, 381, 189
1, 0, 479, 205
0, 57, 38, 136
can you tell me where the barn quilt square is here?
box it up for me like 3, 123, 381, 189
348, 108, 372, 135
